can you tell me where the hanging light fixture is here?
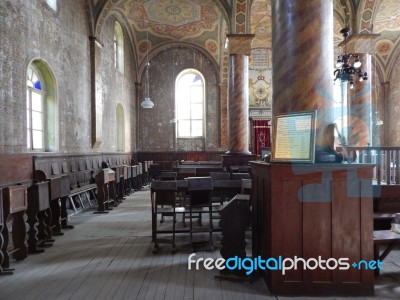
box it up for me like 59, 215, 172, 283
141, 62, 154, 108
334, 28, 368, 89
141, 21, 154, 109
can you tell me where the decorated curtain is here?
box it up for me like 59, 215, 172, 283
252, 119, 271, 155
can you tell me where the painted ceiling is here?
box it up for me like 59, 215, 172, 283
92, 0, 400, 78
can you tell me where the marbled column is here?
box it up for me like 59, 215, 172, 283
272, 0, 334, 149
382, 81, 390, 145
226, 34, 254, 154
348, 53, 371, 146
219, 82, 228, 148
343, 33, 379, 147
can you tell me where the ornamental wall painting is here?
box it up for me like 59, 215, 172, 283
249, 48, 272, 107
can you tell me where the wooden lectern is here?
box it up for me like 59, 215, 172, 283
251, 162, 375, 296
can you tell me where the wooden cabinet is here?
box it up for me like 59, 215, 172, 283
251, 162, 375, 296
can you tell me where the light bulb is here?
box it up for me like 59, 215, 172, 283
353, 59, 361, 68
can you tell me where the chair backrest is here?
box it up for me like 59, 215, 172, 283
241, 179, 252, 195
187, 177, 213, 206
177, 168, 196, 180
209, 172, 230, 180
231, 173, 250, 180
152, 180, 177, 207
149, 164, 161, 179
159, 171, 177, 181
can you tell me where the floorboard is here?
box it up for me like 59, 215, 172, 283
0, 187, 399, 299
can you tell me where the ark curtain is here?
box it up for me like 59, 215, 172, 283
252, 119, 271, 155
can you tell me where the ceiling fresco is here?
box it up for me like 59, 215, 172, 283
91, 0, 400, 81
250, 0, 272, 48
122, 0, 220, 39
374, 0, 400, 33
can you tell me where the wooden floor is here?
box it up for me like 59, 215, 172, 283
1, 186, 400, 300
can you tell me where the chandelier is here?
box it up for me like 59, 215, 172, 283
141, 22, 154, 109
141, 62, 154, 108
334, 28, 368, 89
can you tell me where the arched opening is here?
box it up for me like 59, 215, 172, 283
26, 60, 58, 151
175, 69, 205, 138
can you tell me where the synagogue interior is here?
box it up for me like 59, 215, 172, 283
1, 0, 400, 299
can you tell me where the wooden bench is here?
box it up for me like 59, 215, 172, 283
34, 155, 102, 226
0, 154, 33, 274
373, 184, 400, 214
373, 212, 395, 230
373, 230, 400, 275
27, 180, 54, 253
95, 168, 116, 213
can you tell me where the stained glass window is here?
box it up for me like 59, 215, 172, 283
27, 65, 45, 150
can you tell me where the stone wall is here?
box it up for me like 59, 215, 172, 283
139, 46, 221, 151
0, 0, 136, 154
98, 16, 136, 152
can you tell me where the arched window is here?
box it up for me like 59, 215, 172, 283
116, 104, 125, 151
176, 69, 205, 138
26, 61, 58, 151
114, 22, 124, 73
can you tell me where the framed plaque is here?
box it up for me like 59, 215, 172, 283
272, 110, 317, 163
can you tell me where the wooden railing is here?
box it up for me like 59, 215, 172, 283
346, 147, 400, 184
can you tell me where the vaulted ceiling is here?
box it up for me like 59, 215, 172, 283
88, 0, 400, 80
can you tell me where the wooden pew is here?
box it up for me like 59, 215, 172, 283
2, 186, 29, 268
373, 230, 400, 276
0, 189, 13, 275
373, 184, 400, 213
0, 154, 33, 274
27, 180, 53, 253
95, 168, 116, 213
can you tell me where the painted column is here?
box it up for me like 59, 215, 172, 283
381, 81, 390, 145
272, 0, 334, 149
348, 53, 371, 146
219, 82, 228, 148
343, 33, 379, 147
226, 34, 254, 154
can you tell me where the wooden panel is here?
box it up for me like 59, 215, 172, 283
62, 161, 69, 173
108, 169, 116, 182
137, 151, 224, 163
51, 162, 61, 175
3, 186, 28, 214
0, 189, 3, 224
251, 162, 375, 296
303, 177, 332, 283
37, 181, 50, 211
79, 160, 86, 171
49, 176, 62, 199
0, 154, 33, 187
60, 175, 70, 197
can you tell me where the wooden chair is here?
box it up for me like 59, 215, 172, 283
209, 172, 230, 180
159, 172, 177, 181
187, 177, 214, 251
241, 179, 252, 195
151, 180, 182, 253
148, 164, 161, 180
231, 173, 250, 180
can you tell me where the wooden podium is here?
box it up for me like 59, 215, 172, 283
95, 168, 116, 213
250, 162, 375, 296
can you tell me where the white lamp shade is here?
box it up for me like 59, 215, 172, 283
141, 97, 154, 109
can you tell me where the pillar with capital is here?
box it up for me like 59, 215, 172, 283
221, 34, 257, 168
272, 0, 334, 152
343, 33, 379, 146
